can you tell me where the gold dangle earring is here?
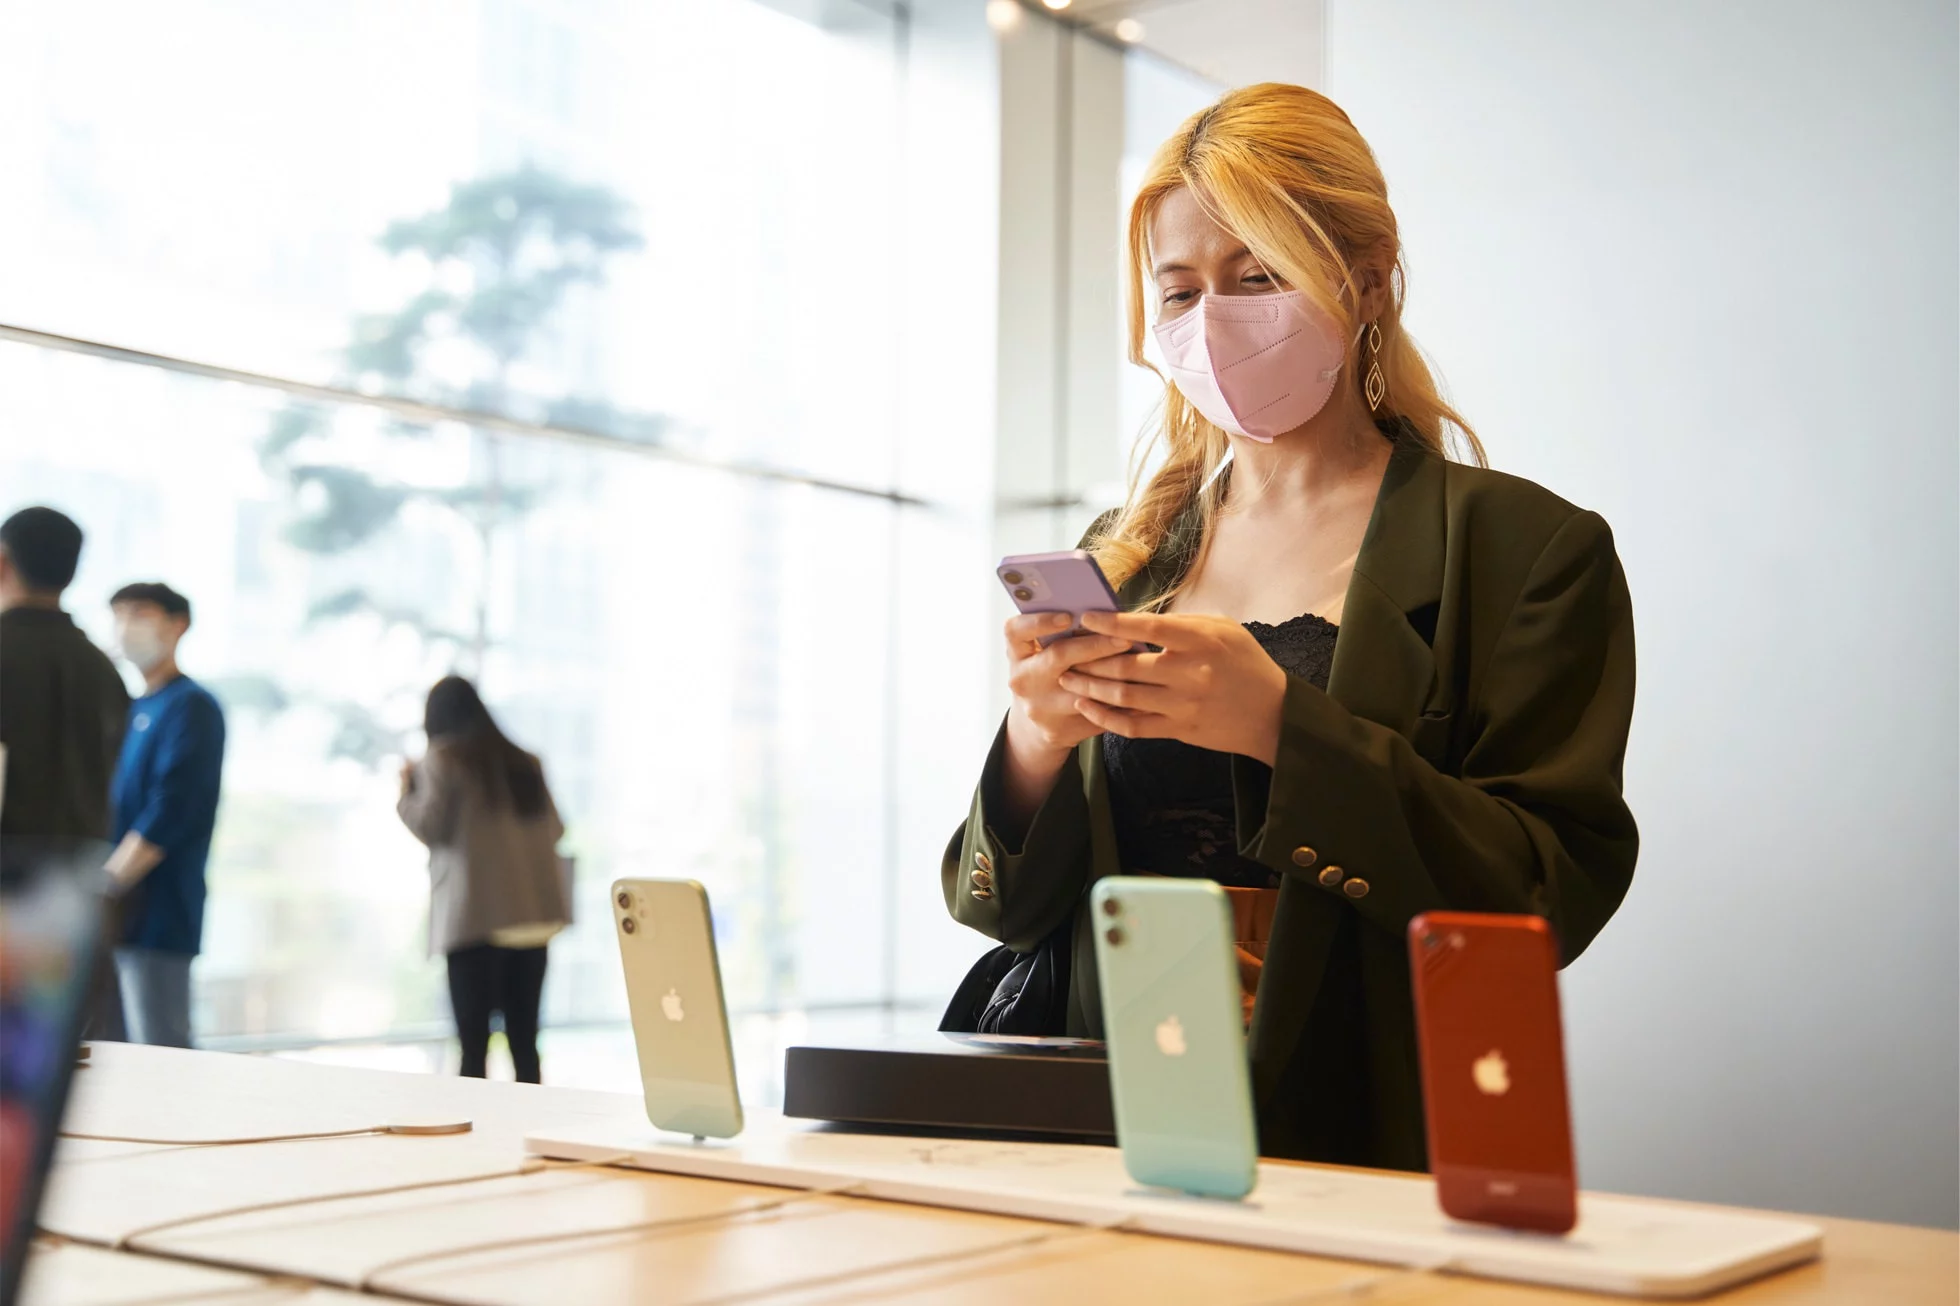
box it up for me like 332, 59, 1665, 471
1364, 321, 1386, 411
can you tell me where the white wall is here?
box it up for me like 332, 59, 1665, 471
1327, 0, 1959, 1227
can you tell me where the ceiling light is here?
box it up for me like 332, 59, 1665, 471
1113, 17, 1145, 41
1042, 0, 1072, 10
985, 0, 1023, 30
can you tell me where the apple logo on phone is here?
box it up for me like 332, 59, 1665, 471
1472, 1049, 1510, 1096
1154, 1014, 1187, 1057
662, 988, 685, 1022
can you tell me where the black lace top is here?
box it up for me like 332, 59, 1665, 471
1103, 612, 1339, 887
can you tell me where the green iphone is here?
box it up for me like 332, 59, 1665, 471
1091, 876, 1258, 1199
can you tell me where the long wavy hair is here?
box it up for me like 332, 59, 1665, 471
1093, 82, 1484, 600
423, 675, 549, 819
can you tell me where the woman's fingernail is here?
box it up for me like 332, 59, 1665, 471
1051, 614, 1071, 627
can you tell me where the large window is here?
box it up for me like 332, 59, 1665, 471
0, 0, 999, 1090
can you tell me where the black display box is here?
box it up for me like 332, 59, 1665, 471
783, 1034, 1114, 1140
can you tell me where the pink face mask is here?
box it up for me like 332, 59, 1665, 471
1151, 290, 1347, 442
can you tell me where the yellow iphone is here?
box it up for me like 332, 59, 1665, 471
613, 878, 744, 1138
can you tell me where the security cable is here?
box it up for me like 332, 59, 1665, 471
28, 1235, 316, 1305
61, 1118, 473, 1147
63, 1126, 387, 1146
72, 1274, 317, 1306
108, 1153, 636, 1251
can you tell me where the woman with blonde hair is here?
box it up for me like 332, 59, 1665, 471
941, 83, 1636, 1170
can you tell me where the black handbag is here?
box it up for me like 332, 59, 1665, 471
938, 915, 1074, 1036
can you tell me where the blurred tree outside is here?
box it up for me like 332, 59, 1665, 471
256, 165, 663, 765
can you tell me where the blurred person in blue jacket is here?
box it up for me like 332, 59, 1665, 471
104, 582, 226, 1049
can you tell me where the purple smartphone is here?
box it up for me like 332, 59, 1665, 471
998, 550, 1125, 647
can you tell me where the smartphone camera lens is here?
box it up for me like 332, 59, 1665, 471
1421, 932, 1440, 950
616, 890, 632, 910
1002, 570, 1023, 585
1013, 587, 1034, 602
1100, 897, 1121, 917
621, 916, 637, 934
1104, 926, 1124, 946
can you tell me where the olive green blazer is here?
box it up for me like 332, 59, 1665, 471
941, 437, 1638, 1170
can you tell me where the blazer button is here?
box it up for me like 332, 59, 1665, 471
1317, 865, 1344, 889
971, 869, 994, 890
970, 887, 995, 901
1342, 877, 1370, 899
976, 852, 994, 873
1290, 846, 1317, 868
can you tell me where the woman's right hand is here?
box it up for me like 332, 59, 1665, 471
999, 614, 1133, 829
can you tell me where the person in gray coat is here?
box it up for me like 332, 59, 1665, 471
397, 676, 568, 1083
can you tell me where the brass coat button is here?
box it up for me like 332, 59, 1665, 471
976, 852, 994, 873
1317, 865, 1344, 889
971, 869, 994, 890
1342, 877, 1370, 899
1290, 846, 1317, 868
970, 887, 995, 901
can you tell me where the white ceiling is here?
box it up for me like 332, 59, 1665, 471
1066, 0, 1325, 89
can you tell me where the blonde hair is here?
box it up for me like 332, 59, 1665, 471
1094, 82, 1483, 598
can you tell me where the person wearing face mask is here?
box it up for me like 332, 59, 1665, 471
941, 84, 1636, 1172
104, 581, 227, 1048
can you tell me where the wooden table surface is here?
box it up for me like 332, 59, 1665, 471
21, 1044, 1957, 1306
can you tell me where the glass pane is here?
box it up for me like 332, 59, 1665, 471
0, 338, 959, 1049
0, 0, 905, 489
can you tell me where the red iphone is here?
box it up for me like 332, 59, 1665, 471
1408, 911, 1578, 1234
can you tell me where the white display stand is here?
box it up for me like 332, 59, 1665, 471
525, 1114, 1820, 1300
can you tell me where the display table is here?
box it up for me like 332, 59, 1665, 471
22, 1240, 369, 1305
24, 1044, 1957, 1305
524, 1118, 1827, 1297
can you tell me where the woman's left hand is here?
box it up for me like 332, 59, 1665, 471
1061, 611, 1289, 765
